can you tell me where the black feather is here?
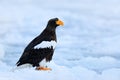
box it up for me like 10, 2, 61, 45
16, 47, 54, 67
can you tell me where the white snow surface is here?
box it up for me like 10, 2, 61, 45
0, 0, 120, 80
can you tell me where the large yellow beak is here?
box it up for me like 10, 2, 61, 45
56, 20, 64, 26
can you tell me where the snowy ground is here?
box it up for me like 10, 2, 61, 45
0, 0, 120, 80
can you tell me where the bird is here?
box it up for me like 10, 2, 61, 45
16, 18, 64, 70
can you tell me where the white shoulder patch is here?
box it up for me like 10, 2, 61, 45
34, 40, 57, 49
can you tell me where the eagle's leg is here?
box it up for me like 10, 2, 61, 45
36, 66, 51, 71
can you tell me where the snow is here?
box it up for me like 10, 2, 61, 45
0, 45, 5, 60
0, 0, 120, 80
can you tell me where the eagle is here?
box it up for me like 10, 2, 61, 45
16, 18, 64, 70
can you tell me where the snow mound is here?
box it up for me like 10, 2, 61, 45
0, 45, 5, 60
0, 61, 120, 80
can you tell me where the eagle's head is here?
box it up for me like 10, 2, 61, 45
47, 18, 64, 28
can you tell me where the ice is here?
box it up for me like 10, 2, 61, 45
0, 45, 5, 60
0, 0, 120, 80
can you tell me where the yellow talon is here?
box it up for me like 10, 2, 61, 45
36, 67, 52, 71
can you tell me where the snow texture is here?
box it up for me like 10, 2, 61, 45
0, 0, 120, 80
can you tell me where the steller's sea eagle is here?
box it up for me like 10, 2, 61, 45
16, 18, 64, 70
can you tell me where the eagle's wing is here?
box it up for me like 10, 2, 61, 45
16, 31, 47, 65
24, 29, 52, 51
24, 33, 46, 51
